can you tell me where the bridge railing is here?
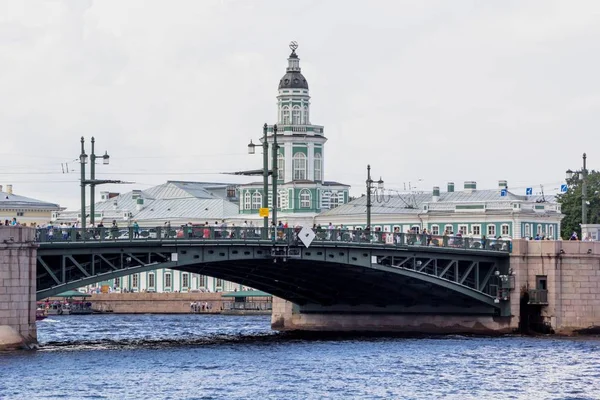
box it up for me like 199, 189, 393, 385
36, 226, 511, 252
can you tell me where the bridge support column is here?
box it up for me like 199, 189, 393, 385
0, 227, 38, 350
271, 297, 515, 334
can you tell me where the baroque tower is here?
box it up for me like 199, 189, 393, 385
238, 42, 349, 222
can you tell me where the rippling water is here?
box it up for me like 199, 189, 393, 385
1, 314, 599, 400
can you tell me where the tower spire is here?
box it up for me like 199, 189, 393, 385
287, 41, 301, 72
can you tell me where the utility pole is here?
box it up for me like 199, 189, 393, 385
366, 164, 372, 229
80, 137, 87, 228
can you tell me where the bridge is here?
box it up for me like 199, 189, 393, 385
36, 227, 512, 318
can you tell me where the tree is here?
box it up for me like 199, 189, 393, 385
556, 170, 600, 239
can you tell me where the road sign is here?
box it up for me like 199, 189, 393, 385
526, 187, 533, 195
258, 207, 269, 217
560, 184, 568, 193
500, 189, 507, 197
298, 226, 316, 248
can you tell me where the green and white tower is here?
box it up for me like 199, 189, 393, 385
238, 42, 350, 224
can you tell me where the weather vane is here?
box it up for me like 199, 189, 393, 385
289, 41, 298, 52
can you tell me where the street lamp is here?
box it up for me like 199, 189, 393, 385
247, 124, 279, 238
79, 137, 120, 229
366, 165, 389, 230
89, 137, 111, 226
248, 124, 270, 237
565, 153, 589, 225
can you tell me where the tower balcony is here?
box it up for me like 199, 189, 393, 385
267, 124, 324, 135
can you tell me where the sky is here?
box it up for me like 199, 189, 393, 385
1, 0, 599, 210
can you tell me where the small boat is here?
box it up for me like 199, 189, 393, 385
36, 308, 47, 321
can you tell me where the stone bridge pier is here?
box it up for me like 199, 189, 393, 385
0, 227, 38, 350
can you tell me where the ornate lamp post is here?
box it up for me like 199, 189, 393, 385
565, 152, 589, 225
366, 165, 385, 229
89, 137, 111, 227
79, 137, 119, 229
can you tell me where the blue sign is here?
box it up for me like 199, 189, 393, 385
500, 189, 507, 197
560, 184, 568, 193
526, 187, 533, 195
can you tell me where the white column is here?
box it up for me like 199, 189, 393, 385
285, 142, 293, 182
307, 142, 315, 181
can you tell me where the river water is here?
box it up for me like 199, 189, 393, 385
1, 314, 599, 400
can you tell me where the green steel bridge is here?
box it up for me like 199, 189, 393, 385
36, 227, 513, 316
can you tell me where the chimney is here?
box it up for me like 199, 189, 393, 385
498, 180, 508, 190
113, 199, 118, 210
432, 186, 440, 202
464, 181, 477, 193
7, 184, 13, 194
136, 197, 145, 211
447, 182, 454, 193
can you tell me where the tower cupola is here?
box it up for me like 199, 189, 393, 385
278, 41, 309, 90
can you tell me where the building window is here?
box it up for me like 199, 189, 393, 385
502, 224, 510, 236
281, 106, 290, 124
330, 192, 339, 208
148, 273, 155, 288
182, 273, 189, 288
277, 189, 288, 209
114, 277, 120, 288
17, 211, 24, 217
277, 154, 285, 179
303, 106, 309, 124
292, 152, 307, 180
252, 192, 262, 209
226, 186, 236, 198
314, 153, 322, 181
549, 225, 555, 239
199, 275, 206, 288
165, 273, 172, 288
300, 189, 311, 208
431, 225, 439, 235
472, 225, 481, 236
524, 224, 530, 238
537, 225, 542, 235
132, 274, 139, 288
488, 225, 496, 237
445, 225, 453, 234
459, 225, 468, 235
244, 192, 251, 210
216, 278, 223, 288
292, 106, 301, 125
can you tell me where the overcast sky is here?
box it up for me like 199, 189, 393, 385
1, 0, 599, 210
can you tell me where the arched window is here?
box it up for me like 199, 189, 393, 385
243, 192, 251, 210
251, 192, 262, 209
292, 106, 301, 125
303, 106, 309, 124
300, 189, 311, 208
277, 154, 285, 180
314, 153, 322, 181
281, 106, 290, 125
292, 152, 307, 180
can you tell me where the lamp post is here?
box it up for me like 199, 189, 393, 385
248, 123, 271, 237
366, 164, 384, 230
89, 137, 111, 227
80, 137, 88, 228
566, 152, 589, 225
79, 137, 118, 229
272, 124, 279, 229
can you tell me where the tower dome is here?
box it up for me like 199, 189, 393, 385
278, 42, 309, 90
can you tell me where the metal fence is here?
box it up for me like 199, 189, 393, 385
528, 289, 548, 304
36, 226, 511, 252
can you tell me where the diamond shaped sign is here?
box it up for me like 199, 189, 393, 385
298, 226, 316, 248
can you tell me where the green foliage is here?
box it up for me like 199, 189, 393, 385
556, 170, 600, 239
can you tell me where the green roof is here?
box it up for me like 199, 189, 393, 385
56, 290, 92, 298
221, 290, 272, 298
